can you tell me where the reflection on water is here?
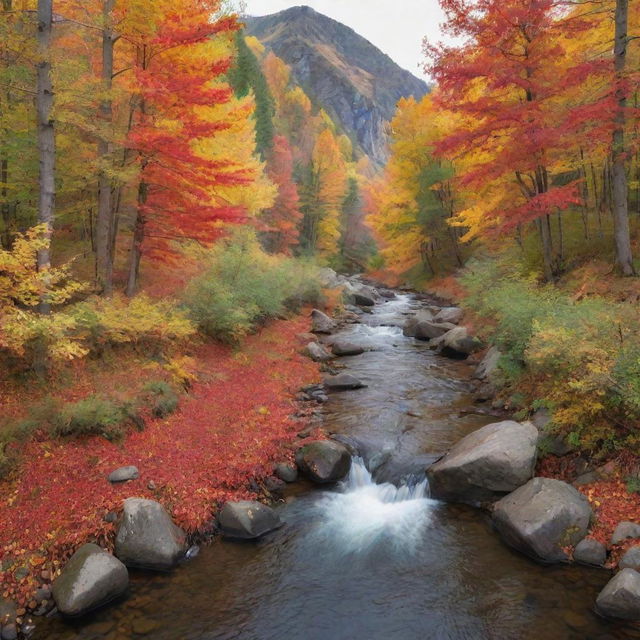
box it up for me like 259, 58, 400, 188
35, 290, 640, 640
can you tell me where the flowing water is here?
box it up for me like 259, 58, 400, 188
37, 292, 640, 640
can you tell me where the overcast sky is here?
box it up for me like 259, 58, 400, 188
242, 1, 449, 78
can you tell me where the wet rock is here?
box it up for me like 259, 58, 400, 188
433, 327, 482, 359
218, 501, 282, 540
104, 511, 118, 524
115, 498, 187, 571
379, 290, 396, 299
427, 421, 538, 504
108, 466, 139, 483
434, 306, 464, 324
474, 347, 501, 380
52, 544, 128, 617
264, 476, 286, 493
1, 624, 17, 640
274, 462, 298, 483
573, 471, 599, 487
331, 341, 365, 357
596, 569, 640, 620
402, 310, 434, 337
353, 292, 375, 307
612, 522, 640, 545
311, 309, 336, 334
324, 373, 366, 391
304, 342, 333, 362
414, 321, 456, 341
296, 440, 351, 484
620, 547, 640, 570
574, 538, 607, 566
493, 477, 592, 563
0, 598, 16, 622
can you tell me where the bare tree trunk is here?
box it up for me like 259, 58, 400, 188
612, 0, 634, 274
126, 162, 147, 297
95, 0, 117, 294
36, 0, 55, 313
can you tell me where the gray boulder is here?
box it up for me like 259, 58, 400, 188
52, 544, 128, 617
353, 292, 375, 307
433, 327, 482, 358
304, 342, 333, 362
532, 407, 574, 457
296, 440, 351, 484
274, 462, 298, 483
596, 569, 640, 620
427, 421, 538, 504
434, 307, 464, 324
612, 522, 640, 545
402, 309, 434, 337
331, 341, 365, 357
474, 347, 501, 380
414, 321, 456, 341
115, 498, 187, 571
108, 466, 139, 483
218, 501, 281, 540
311, 309, 336, 334
620, 547, 640, 570
574, 538, 607, 566
493, 477, 592, 563
324, 373, 366, 391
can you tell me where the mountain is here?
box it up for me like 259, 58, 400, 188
245, 6, 429, 166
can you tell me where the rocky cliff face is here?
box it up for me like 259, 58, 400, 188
245, 5, 429, 166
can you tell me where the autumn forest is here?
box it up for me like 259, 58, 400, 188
2, 0, 640, 637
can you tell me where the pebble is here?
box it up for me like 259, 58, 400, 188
1, 624, 17, 640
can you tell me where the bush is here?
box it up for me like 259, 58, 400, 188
51, 396, 130, 441
460, 256, 640, 454
184, 229, 321, 342
70, 294, 195, 354
144, 381, 179, 418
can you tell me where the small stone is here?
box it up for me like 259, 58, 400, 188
1, 623, 17, 640
108, 466, 139, 483
14, 567, 29, 581
104, 512, 118, 523
612, 522, 640, 545
147, 480, 157, 491
131, 617, 159, 635
274, 463, 298, 483
574, 538, 607, 566
34, 587, 50, 602
620, 547, 640, 570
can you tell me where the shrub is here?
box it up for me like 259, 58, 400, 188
144, 381, 179, 418
185, 229, 321, 342
51, 396, 130, 441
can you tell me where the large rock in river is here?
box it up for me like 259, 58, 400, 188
218, 501, 281, 540
52, 544, 128, 617
427, 421, 538, 504
402, 310, 434, 337
324, 373, 366, 391
433, 327, 482, 358
311, 309, 336, 334
596, 569, 640, 620
414, 320, 456, 341
304, 342, 333, 362
434, 307, 464, 325
296, 440, 351, 484
331, 341, 365, 356
493, 477, 592, 563
115, 498, 187, 571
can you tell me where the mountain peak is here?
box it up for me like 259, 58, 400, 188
246, 7, 428, 166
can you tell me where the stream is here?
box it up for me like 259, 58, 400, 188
37, 292, 640, 640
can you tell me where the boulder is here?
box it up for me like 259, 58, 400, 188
531, 407, 574, 457
324, 373, 366, 391
218, 501, 282, 540
573, 538, 607, 567
52, 544, 128, 617
620, 547, 640, 570
296, 440, 351, 484
474, 347, 501, 380
115, 498, 187, 571
414, 321, 456, 341
402, 310, 434, 337
317, 267, 340, 289
493, 477, 592, 563
311, 309, 336, 334
612, 522, 640, 545
304, 342, 333, 362
434, 327, 482, 358
274, 462, 298, 483
331, 341, 365, 357
427, 421, 538, 504
434, 307, 464, 324
596, 569, 640, 620
353, 292, 376, 307
108, 466, 139, 483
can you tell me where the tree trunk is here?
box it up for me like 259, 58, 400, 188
36, 0, 55, 313
95, 0, 117, 294
125, 176, 146, 297
611, 0, 634, 275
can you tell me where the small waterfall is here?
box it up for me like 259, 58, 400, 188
312, 458, 435, 555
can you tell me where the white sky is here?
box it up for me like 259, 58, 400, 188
242, 1, 450, 78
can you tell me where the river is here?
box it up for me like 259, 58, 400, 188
36, 292, 640, 640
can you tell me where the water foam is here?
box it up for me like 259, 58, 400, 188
312, 458, 435, 555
